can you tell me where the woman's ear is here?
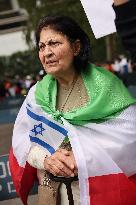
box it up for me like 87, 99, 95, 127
73, 39, 81, 56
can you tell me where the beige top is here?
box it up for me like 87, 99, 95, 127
27, 74, 89, 184
56, 75, 89, 112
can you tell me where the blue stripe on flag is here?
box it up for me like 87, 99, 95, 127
27, 108, 68, 137
29, 135, 55, 154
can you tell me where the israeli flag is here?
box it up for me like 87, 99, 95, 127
12, 95, 68, 167
27, 104, 68, 155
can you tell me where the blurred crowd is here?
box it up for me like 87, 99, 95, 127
0, 70, 44, 101
0, 55, 136, 102
100, 54, 136, 77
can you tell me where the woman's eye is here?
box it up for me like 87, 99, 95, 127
39, 44, 45, 51
50, 41, 60, 46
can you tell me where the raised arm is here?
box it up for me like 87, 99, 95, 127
113, 0, 136, 64
113, 0, 129, 6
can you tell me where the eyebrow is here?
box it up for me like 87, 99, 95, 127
39, 39, 57, 45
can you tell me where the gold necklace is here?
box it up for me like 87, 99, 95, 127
59, 76, 78, 112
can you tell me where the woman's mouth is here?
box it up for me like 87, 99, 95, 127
46, 60, 57, 65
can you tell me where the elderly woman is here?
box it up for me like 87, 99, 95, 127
10, 16, 136, 205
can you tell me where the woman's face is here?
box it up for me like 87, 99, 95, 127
38, 27, 80, 77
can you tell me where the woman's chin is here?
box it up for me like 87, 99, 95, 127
45, 69, 60, 76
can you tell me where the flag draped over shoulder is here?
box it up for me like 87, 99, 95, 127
9, 64, 136, 205
9, 86, 68, 205
9, 148, 37, 205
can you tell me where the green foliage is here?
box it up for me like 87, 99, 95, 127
0, 56, 8, 79
92, 37, 106, 62
0, 50, 42, 79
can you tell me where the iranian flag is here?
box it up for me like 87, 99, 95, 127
63, 113, 136, 205
9, 78, 136, 205
9, 85, 68, 204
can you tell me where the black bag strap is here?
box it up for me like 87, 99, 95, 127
49, 173, 78, 205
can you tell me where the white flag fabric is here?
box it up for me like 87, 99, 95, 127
80, 0, 116, 38
9, 84, 136, 205
12, 85, 67, 168
62, 104, 136, 205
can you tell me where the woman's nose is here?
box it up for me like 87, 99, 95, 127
43, 46, 53, 57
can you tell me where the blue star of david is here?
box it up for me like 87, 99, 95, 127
31, 123, 45, 136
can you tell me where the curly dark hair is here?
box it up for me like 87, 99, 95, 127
35, 15, 91, 72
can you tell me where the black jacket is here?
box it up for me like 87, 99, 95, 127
113, 0, 136, 63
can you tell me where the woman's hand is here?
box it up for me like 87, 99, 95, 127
62, 150, 78, 176
113, 0, 129, 6
44, 149, 77, 177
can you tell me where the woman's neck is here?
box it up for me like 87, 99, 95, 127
55, 70, 79, 88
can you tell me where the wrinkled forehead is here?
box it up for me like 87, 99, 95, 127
39, 26, 69, 42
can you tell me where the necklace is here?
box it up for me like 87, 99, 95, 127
59, 76, 78, 112
57, 75, 89, 112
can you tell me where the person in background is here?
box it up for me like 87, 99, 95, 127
112, 57, 121, 77
0, 81, 6, 101
9, 15, 136, 205
24, 75, 32, 91
113, 0, 136, 71
119, 54, 128, 74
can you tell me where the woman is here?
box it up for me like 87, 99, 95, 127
10, 16, 136, 205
